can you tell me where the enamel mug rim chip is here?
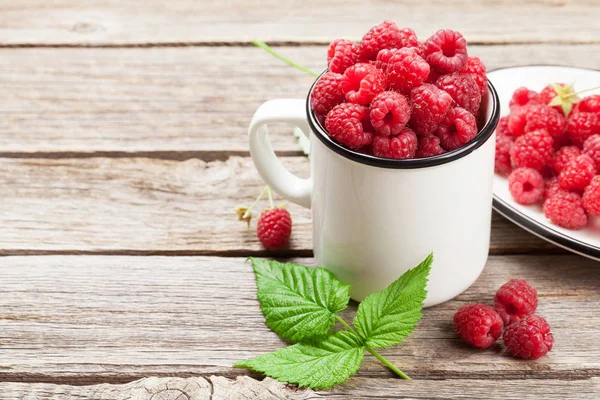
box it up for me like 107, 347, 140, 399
306, 71, 500, 169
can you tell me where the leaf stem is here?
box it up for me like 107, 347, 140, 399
566, 85, 600, 98
252, 40, 320, 77
267, 186, 275, 209
243, 185, 269, 219
365, 345, 411, 380
335, 315, 359, 336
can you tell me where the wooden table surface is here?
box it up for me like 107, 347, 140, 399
0, 1, 599, 399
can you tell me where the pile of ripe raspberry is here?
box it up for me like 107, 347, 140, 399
310, 21, 487, 159
495, 85, 600, 230
454, 279, 553, 359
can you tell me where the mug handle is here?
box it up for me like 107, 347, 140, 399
248, 99, 312, 209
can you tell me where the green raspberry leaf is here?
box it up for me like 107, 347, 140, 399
234, 330, 364, 389
353, 253, 433, 349
249, 258, 350, 342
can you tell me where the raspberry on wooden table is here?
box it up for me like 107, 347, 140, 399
416, 134, 445, 157
509, 87, 540, 111
409, 83, 453, 136
257, 208, 292, 250
369, 91, 411, 137
436, 73, 481, 115
310, 71, 345, 120
583, 134, 600, 169
558, 154, 597, 191
459, 56, 487, 96
423, 29, 468, 74
543, 190, 588, 230
434, 107, 478, 151
567, 108, 599, 146
327, 39, 360, 74
495, 134, 513, 175
359, 20, 404, 60
503, 315, 554, 359
494, 279, 538, 325
510, 129, 554, 171
551, 145, 581, 174
341, 63, 387, 105
325, 103, 374, 149
453, 304, 504, 349
386, 47, 430, 94
372, 127, 418, 159
583, 176, 600, 216
508, 168, 545, 205
524, 105, 566, 140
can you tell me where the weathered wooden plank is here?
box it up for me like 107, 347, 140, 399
0, 254, 598, 384
0, 157, 555, 254
1, 45, 600, 154
0, 1, 598, 45
1, 376, 598, 400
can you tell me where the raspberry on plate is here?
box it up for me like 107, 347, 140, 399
510, 129, 554, 171
423, 29, 468, 74
539, 83, 567, 112
509, 87, 540, 111
495, 133, 513, 175
543, 190, 588, 230
544, 176, 562, 200
369, 91, 411, 137
507, 105, 530, 137
583, 176, 600, 216
409, 83, 453, 136
327, 39, 360, 74
398, 27, 420, 49
583, 134, 600, 169
325, 103, 374, 149
359, 20, 404, 60
524, 104, 566, 140
459, 56, 487, 96
386, 47, 430, 94
558, 154, 597, 191
551, 145, 581, 174
372, 127, 417, 159
453, 304, 504, 349
567, 108, 599, 146
257, 207, 292, 250
436, 73, 481, 115
508, 168, 545, 205
310, 72, 345, 120
496, 115, 510, 137
416, 134, 445, 157
434, 107, 478, 151
503, 315, 554, 359
578, 94, 600, 113
341, 63, 387, 105
494, 279, 538, 325
375, 48, 398, 71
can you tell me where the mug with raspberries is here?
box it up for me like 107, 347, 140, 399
249, 21, 500, 306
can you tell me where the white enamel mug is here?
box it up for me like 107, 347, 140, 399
249, 78, 500, 307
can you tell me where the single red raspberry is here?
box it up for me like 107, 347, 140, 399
257, 208, 292, 250
434, 107, 478, 151
459, 56, 487, 96
508, 168, 545, 205
583, 176, 600, 216
543, 190, 588, 230
416, 134, 445, 158
496, 115, 510, 137
578, 94, 600, 113
436, 73, 481, 115
524, 105, 566, 139
544, 176, 561, 200
369, 91, 411, 137
567, 110, 599, 147
359, 20, 403, 60
508, 105, 530, 137
327, 39, 360, 74
409, 83, 453, 136
310, 72, 345, 120
399, 27, 420, 49
551, 145, 581, 173
495, 133, 513, 175
583, 134, 600, 169
510, 129, 553, 171
453, 304, 504, 349
539, 83, 567, 113
374, 48, 398, 71
494, 279, 538, 325
423, 29, 468, 74
372, 127, 417, 159
509, 87, 540, 111
503, 315, 554, 359
558, 154, 597, 191
341, 63, 387, 105
325, 103, 374, 149
386, 47, 430, 95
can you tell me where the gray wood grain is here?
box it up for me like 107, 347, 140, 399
0, 45, 600, 155
0, 157, 555, 254
0, 254, 598, 384
0, 1, 598, 45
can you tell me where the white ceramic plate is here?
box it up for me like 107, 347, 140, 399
488, 65, 600, 261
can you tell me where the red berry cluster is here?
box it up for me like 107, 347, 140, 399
310, 21, 488, 159
453, 280, 554, 359
495, 85, 600, 230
